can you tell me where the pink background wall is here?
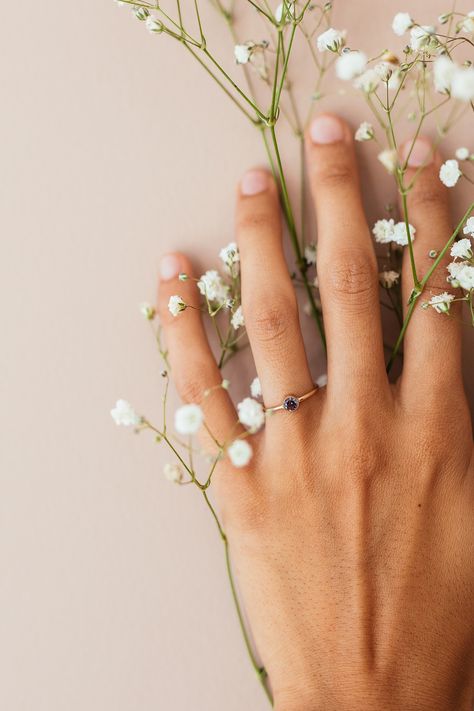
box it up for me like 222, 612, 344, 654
1, 2, 473, 709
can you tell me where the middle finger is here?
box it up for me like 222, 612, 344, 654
306, 114, 390, 402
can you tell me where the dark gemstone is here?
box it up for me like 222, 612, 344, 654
283, 396, 299, 412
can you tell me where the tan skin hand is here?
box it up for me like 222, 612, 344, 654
157, 114, 474, 711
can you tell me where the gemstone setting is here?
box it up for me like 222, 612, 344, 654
283, 396, 300, 412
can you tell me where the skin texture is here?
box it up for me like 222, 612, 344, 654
157, 114, 474, 710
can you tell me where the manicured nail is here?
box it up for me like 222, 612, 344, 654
241, 169, 269, 196
402, 137, 433, 167
310, 115, 345, 144
160, 254, 181, 281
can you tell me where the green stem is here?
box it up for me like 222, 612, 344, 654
269, 125, 327, 350
201, 491, 273, 704
387, 201, 474, 372
273, 23, 298, 112
203, 48, 267, 121
400, 190, 420, 288
183, 44, 259, 124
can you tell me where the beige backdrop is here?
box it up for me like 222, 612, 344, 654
1, 2, 473, 710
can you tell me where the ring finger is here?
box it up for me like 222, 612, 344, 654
236, 168, 315, 414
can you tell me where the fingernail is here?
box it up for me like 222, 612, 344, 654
310, 115, 345, 144
402, 137, 433, 167
241, 169, 269, 196
160, 254, 181, 281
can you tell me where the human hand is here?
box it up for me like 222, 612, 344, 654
157, 114, 474, 711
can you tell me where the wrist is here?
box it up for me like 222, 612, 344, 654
272, 674, 474, 711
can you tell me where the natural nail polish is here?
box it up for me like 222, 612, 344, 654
310, 115, 345, 144
402, 137, 433, 167
160, 254, 181, 281
241, 170, 269, 196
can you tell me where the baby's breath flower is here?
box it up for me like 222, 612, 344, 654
451, 66, 474, 102
140, 302, 156, 320
304, 242, 317, 265
219, 241, 240, 271
438, 13, 451, 24
134, 6, 149, 21
379, 270, 400, 288
387, 68, 403, 90
197, 270, 229, 304
393, 221, 416, 246
457, 265, 474, 290
335, 51, 367, 80
228, 439, 253, 468
354, 69, 380, 93
373, 218, 395, 243
410, 25, 435, 51
231, 305, 245, 330
439, 159, 462, 187
426, 292, 455, 313
316, 373, 328, 387
372, 219, 415, 245
317, 27, 346, 52
163, 462, 184, 483
174, 404, 203, 435
111, 399, 141, 427
447, 260, 465, 281
374, 62, 393, 82
461, 12, 474, 34
237, 397, 265, 433
178, 273, 189, 281
433, 56, 456, 94
448, 262, 474, 290
168, 295, 186, 317
275, 1, 296, 23
355, 121, 374, 141
250, 376, 262, 399
145, 16, 162, 33
451, 238, 473, 260
378, 149, 398, 174
455, 147, 470, 161
463, 216, 474, 236
221, 379, 230, 390
392, 12, 413, 36
234, 42, 254, 64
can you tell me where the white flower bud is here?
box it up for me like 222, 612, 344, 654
228, 439, 253, 468
139, 302, 155, 320
134, 6, 149, 21
145, 16, 163, 33
111, 399, 141, 427
163, 463, 184, 483
168, 295, 187, 317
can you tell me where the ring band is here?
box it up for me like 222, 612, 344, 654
264, 386, 319, 414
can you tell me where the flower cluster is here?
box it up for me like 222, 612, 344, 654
167, 241, 246, 365
372, 219, 416, 247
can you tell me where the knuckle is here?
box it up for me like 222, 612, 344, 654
324, 253, 377, 302
174, 369, 210, 404
409, 183, 447, 212
423, 273, 452, 296
237, 211, 278, 236
247, 295, 296, 343
312, 161, 354, 188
